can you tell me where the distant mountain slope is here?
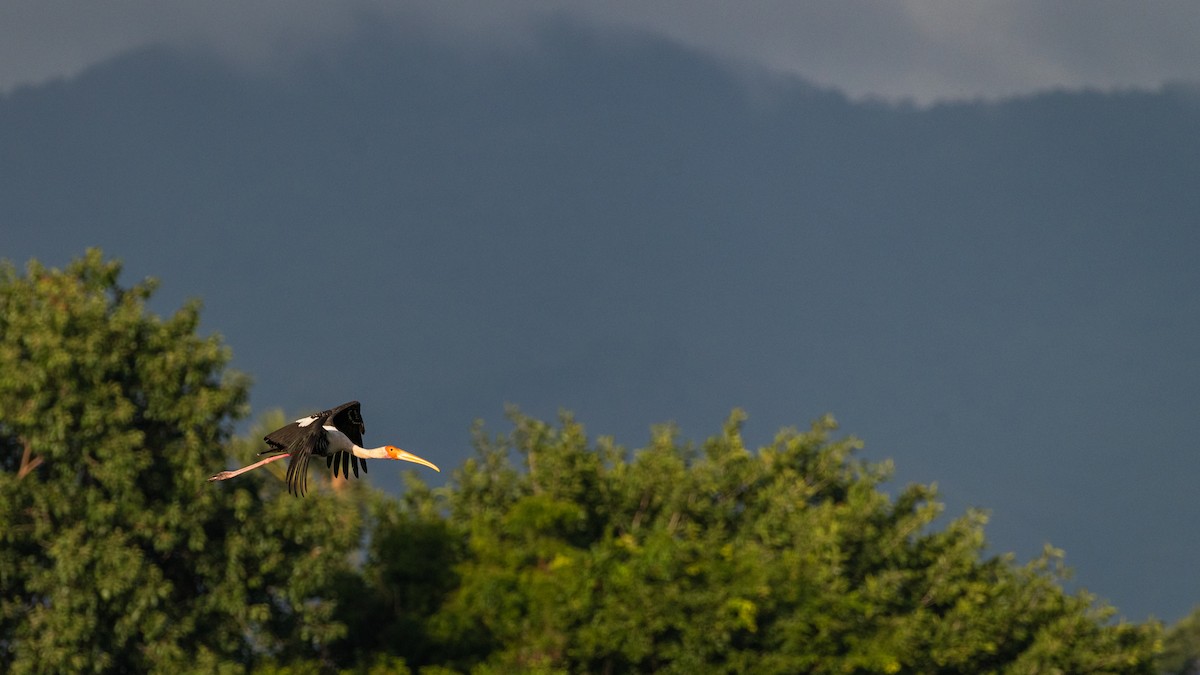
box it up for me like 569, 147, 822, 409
2, 20, 1198, 622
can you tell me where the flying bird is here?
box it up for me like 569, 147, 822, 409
208, 401, 439, 495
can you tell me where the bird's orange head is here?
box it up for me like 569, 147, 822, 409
385, 446, 441, 472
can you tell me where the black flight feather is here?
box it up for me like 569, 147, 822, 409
259, 401, 368, 496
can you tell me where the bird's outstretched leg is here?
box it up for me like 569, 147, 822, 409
208, 453, 290, 482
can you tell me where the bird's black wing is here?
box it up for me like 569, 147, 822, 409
329, 401, 365, 446
264, 408, 333, 496
262, 414, 320, 454
328, 401, 367, 481
286, 423, 328, 496
329, 450, 352, 480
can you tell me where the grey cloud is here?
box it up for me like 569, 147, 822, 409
2, 1, 1200, 104
562, 0, 1200, 102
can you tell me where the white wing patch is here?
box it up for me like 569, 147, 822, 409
296, 415, 320, 428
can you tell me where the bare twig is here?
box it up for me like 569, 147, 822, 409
17, 437, 43, 480
630, 491, 651, 531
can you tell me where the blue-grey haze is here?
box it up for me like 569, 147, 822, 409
2, 21, 1197, 623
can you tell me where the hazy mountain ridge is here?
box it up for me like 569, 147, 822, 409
2, 21, 1198, 621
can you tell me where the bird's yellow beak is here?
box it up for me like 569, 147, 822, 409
386, 446, 440, 472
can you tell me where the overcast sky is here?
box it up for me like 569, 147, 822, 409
4, 0, 1199, 625
3, 0, 1200, 103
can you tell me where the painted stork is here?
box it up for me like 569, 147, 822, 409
208, 401, 439, 496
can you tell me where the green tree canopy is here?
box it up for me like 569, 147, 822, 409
0, 251, 365, 673
1159, 606, 1200, 675
354, 409, 1160, 673
1, 251, 1166, 673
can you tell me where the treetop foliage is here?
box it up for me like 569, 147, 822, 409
1, 251, 367, 672
387, 408, 1158, 674
0, 251, 1172, 673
